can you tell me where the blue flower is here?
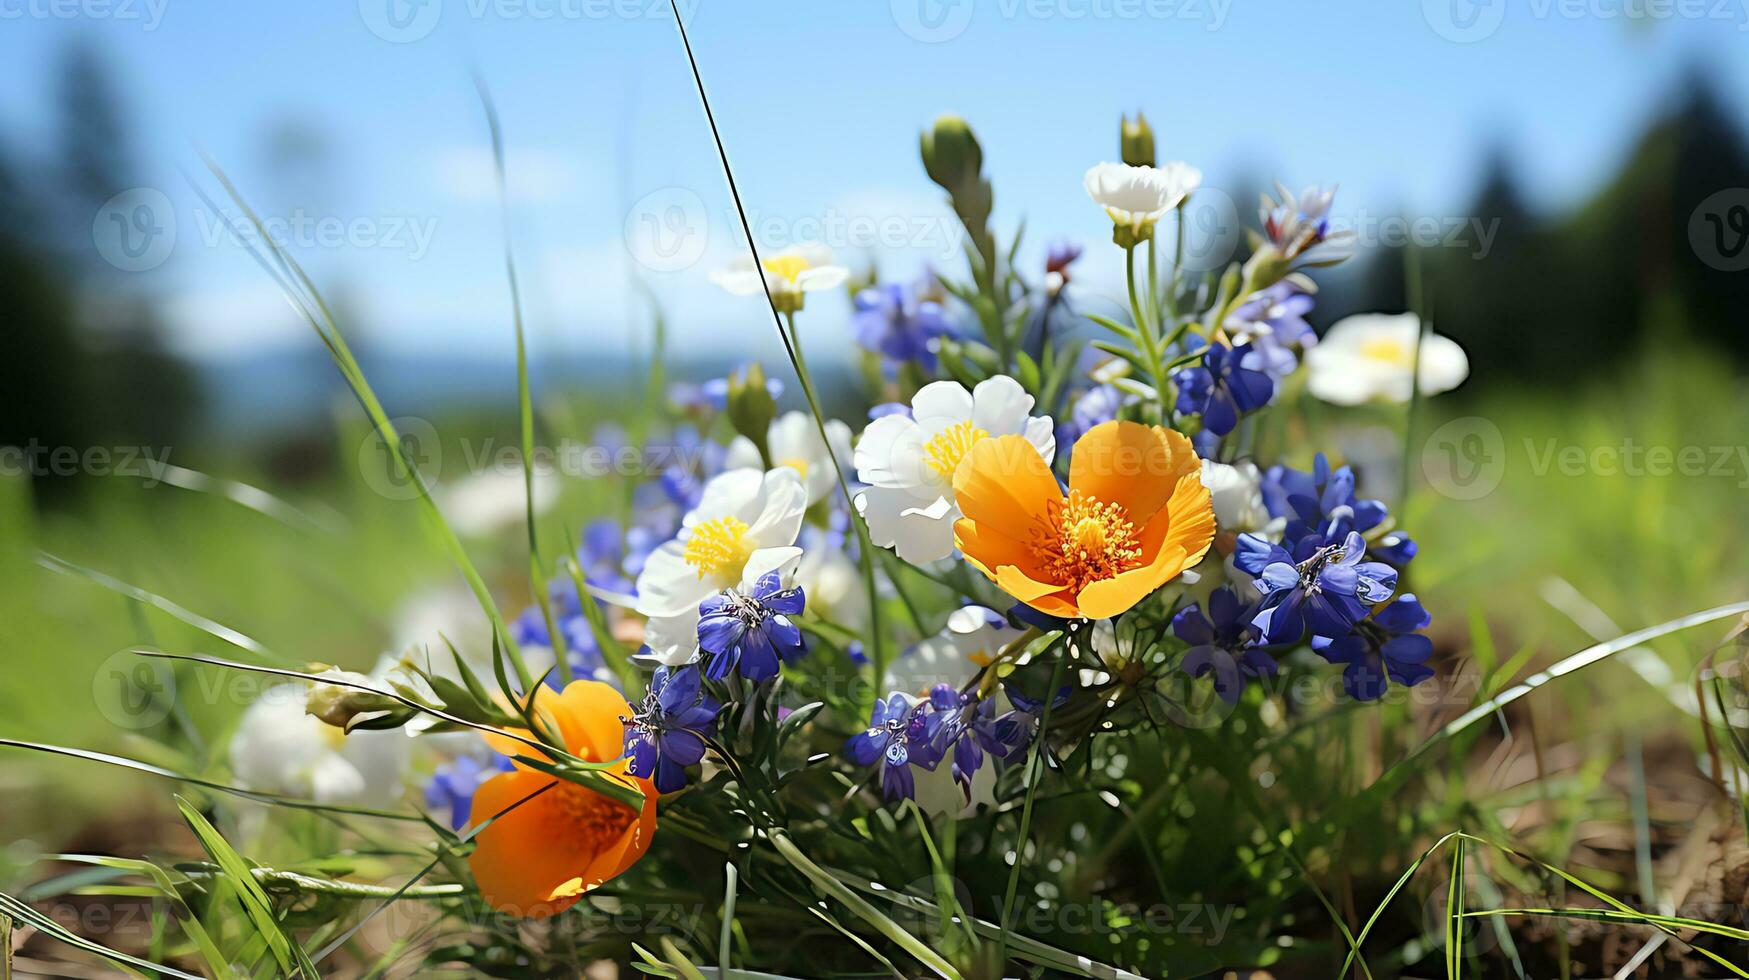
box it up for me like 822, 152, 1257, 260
868, 401, 912, 421
852, 282, 955, 370
1055, 383, 1130, 450
1262, 453, 1416, 566
697, 570, 806, 682
846, 692, 949, 801
1312, 594, 1435, 701
423, 753, 512, 830
1173, 342, 1275, 436
1172, 587, 1277, 704
1224, 283, 1315, 380
1235, 529, 1398, 645
623, 665, 721, 793
671, 371, 784, 413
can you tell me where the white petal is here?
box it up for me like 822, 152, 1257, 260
723, 436, 763, 473
856, 485, 956, 565
688, 468, 765, 526
747, 468, 807, 547
640, 611, 701, 664
853, 415, 928, 489
634, 541, 718, 617
1416, 335, 1470, 395
1021, 415, 1057, 466
796, 265, 848, 292
710, 268, 766, 296
740, 545, 802, 589
910, 380, 974, 432
970, 374, 1036, 436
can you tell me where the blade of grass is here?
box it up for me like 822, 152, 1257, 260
176, 796, 314, 977
37, 551, 284, 663
190, 156, 535, 695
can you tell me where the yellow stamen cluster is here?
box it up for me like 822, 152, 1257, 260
761, 254, 810, 285
922, 420, 989, 480
551, 781, 636, 852
682, 516, 755, 580
778, 457, 811, 480
1034, 491, 1142, 592
1359, 337, 1414, 368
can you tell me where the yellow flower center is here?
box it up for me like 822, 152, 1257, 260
1359, 336, 1414, 368
682, 516, 755, 580
761, 254, 810, 285
550, 780, 636, 853
778, 457, 811, 481
1034, 491, 1142, 593
923, 420, 989, 480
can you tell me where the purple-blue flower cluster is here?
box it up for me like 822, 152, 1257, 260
623, 664, 721, 793
844, 684, 1043, 803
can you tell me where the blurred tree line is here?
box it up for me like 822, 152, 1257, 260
0, 39, 200, 502
1319, 67, 1749, 383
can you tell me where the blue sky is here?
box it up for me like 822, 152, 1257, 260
2, 0, 1746, 373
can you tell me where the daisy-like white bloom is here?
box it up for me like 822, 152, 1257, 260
885, 605, 1027, 696
724, 410, 853, 506
230, 684, 409, 806
1083, 161, 1202, 247
634, 468, 807, 665
709, 244, 848, 314
853, 376, 1055, 565
1304, 313, 1469, 406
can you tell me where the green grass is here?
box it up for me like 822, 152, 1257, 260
1, 341, 1746, 976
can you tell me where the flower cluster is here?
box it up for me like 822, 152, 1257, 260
212, 110, 1470, 937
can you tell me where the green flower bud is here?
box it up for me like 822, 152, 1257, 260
305, 666, 402, 731
1121, 112, 1156, 168
726, 362, 778, 464
920, 114, 984, 193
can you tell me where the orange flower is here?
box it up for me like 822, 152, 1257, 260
467, 681, 656, 918
953, 420, 1216, 619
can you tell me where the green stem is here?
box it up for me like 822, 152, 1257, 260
996, 650, 1068, 970
783, 311, 886, 712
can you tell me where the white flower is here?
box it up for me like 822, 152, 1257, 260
1200, 459, 1276, 534
436, 465, 558, 539
1304, 313, 1469, 406
709, 245, 848, 312
230, 684, 409, 806
634, 467, 808, 664
885, 605, 1027, 696
1083, 161, 1201, 242
853, 376, 1055, 565
725, 411, 853, 505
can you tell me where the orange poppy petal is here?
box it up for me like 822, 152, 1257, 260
467, 764, 657, 918
1153, 425, 1203, 488
1067, 421, 1176, 525
466, 771, 591, 917
552, 680, 636, 762
482, 680, 634, 769
1073, 472, 1216, 619
1158, 471, 1217, 569
953, 435, 1062, 541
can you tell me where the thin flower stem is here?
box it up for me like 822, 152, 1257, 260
783, 311, 887, 712
1124, 243, 1172, 423
996, 649, 1068, 970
